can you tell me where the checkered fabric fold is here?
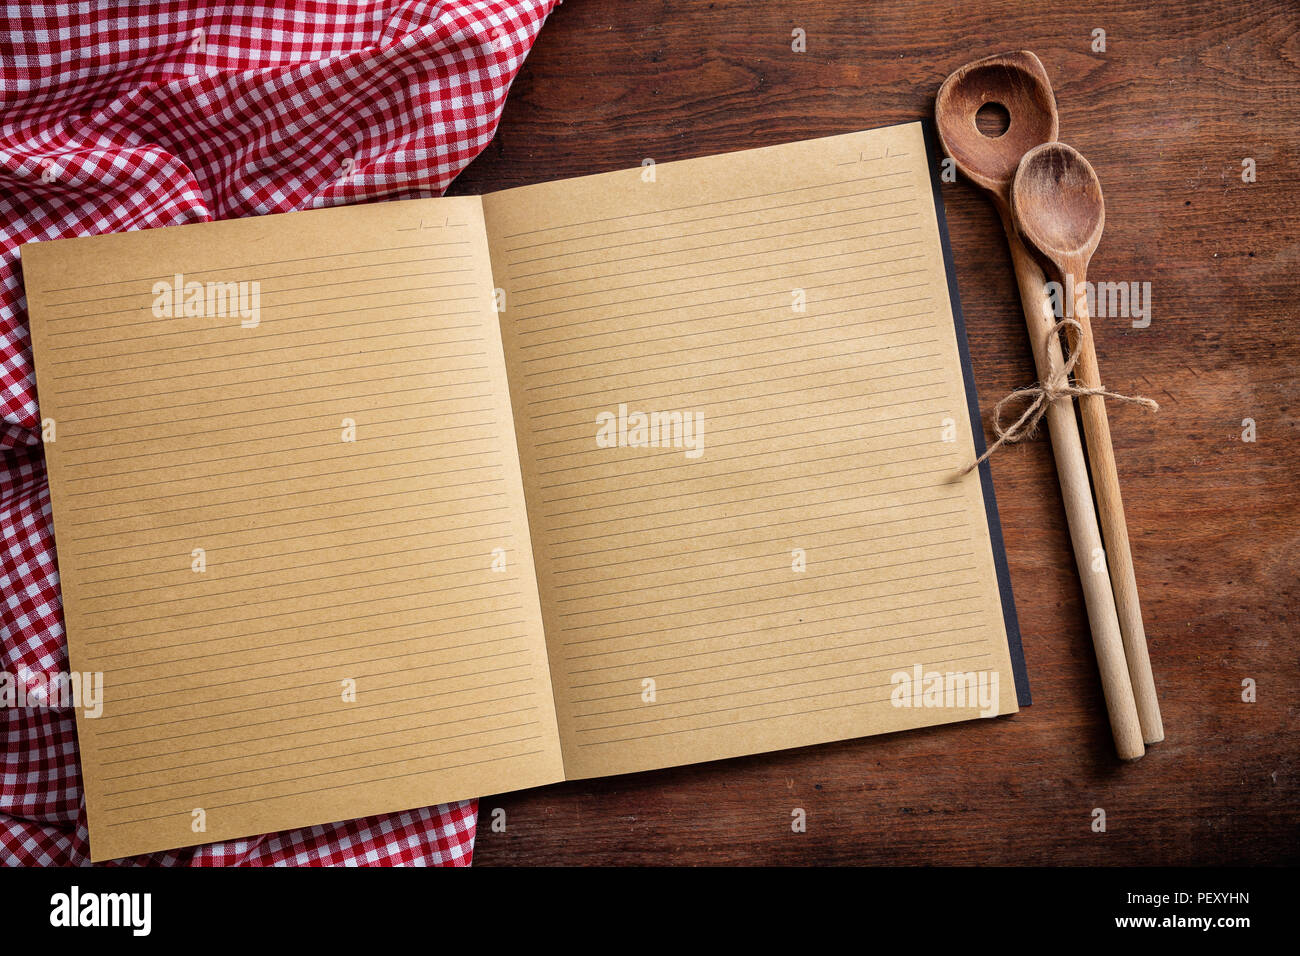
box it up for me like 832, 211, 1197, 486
0, 0, 557, 866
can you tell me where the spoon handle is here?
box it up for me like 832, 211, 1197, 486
998, 211, 1145, 760
1064, 285, 1164, 744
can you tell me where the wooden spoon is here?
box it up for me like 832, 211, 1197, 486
1012, 141, 1163, 744
936, 51, 1145, 760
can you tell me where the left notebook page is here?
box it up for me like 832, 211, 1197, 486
22, 197, 564, 861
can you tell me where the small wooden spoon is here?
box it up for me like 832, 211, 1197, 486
936, 52, 1145, 760
1012, 141, 1163, 744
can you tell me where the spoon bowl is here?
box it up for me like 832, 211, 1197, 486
1013, 142, 1106, 265
934, 50, 1059, 202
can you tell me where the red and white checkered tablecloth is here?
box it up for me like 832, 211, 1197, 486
0, 0, 558, 867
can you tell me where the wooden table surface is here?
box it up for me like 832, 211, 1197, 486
448, 0, 1299, 865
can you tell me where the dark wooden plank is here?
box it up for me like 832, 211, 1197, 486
447, 0, 1300, 865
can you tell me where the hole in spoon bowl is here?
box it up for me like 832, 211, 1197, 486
975, 102, 1011, 138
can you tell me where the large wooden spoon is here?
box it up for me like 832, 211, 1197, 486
936, 51, 1145, 760
1012, 141, 1163, 744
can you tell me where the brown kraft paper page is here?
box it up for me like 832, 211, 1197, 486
23, 197, 563, 861
484, 122, 1019, 780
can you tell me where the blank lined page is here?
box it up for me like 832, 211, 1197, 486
484, 122, 1019, 779
23, 198, 562, 861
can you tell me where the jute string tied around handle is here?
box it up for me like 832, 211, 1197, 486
960, 317, 1159, 477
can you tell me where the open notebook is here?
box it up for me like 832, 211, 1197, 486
22, 121, 1027, 861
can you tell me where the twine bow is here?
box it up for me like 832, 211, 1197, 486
960, 317, 1158, 476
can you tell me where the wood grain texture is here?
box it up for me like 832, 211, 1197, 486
447, 0, 1300, 865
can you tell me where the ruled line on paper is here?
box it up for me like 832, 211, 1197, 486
563, 564, 980, 630
516, 292, 932, 354
572, 654, 992, 736
533, 397, 945, 468
48, 304, 480, 351
525, 348, 941, 417
102, 719, 542, 796
100, 679, 531, 754
78, 514, 512, 575
83, 530, 512, 591
63, 372, 494, 425
47, 275, 476, 324
81, 571, 523, 631
102, 725, 543, 802
100, 704, 533, 780
50, 335, 486, 379
78, 530, 517, 621
554, 532, 973, 604
104, 748, 549, 827
566, 603, 983, 663
65, 398, 489, 454
96, 692, 538, 753
503, 183, 916, 258
511, 228, 925, 292
542, 462, 959, 540
66, 414, 500, 471
54, 333, 486, 394
515, 284, 934, 348
38, 239, 471, 295
67, 434, 501, 494
535, 408, 946, 472
73, 474, 506, 527
104, 639, 530, 707
66, 382, 494, 442
500, 169, 910, 242
102, 733, 548, 812
521, 303, 935, 376
509, 211, 922, 272
71, 485, 507, 540
81, 579, 524, 648
558, 564, 979, 633
560, 586, 986, 654
570, 642, 989, 697
91, 606, 527, 672
546, 478, 958, 550
46, 252, 473, 308
80, 544, 520, 606
538, 413, 947, 504
105, 643, 533, 711
101, 616, 528, 674
551, 510, 969, 578
584, 645, 972, 704
98, 687, 536, 766
66, 422, 500, 483
512, 248, 924, 311
533, 397, 947, 489
525, 324, 936, 396
529, 365, 944, 443
72, 492, 509, 558
513, 263, 928, 327
511, 237, 926, 320
541, 439, 949, 519
572, 663, 992, 746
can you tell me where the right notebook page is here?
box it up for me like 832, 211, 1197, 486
484, 121, 1024, 780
